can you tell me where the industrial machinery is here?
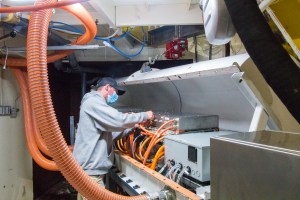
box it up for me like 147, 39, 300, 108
106, 53, 295, 199
0, 0, 299, 200
211, 130, 300, 200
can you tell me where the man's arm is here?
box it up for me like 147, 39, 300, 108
84, 97, 153, 132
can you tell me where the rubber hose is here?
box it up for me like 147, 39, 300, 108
224, 0, 300, 122
12, 68, 59, 171
26, 1, 148, 199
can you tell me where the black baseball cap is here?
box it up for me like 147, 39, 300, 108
96, 77, 126, 95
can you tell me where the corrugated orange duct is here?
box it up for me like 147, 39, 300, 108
1, 0, 89, 13
24, 0, 148, 199
21, 71, 73, 158
21, 71, 52, 156
0, 0, 94, 67
0, 0, 89, 13
12, 69, 59, 171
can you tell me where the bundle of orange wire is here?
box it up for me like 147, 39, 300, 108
142, 120, 175, 165
115, 120, 176, 171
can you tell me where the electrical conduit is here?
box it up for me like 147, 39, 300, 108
0, 0, 89, 13
22, 71, 52, 157
22, 71, 73, 157
0, 0, 94, 67
12, 69, 59, 170
26, 0, 148, 199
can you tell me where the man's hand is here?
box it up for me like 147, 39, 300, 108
146, 111, 154, 120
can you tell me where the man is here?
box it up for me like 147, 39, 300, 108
73, 77, 154, 199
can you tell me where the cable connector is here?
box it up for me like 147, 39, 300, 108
103, 41, 113, 48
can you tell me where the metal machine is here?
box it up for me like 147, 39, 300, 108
105, 53, 295, 199
211, 130, 300, 200
0, 0, 299, 199
164, 131, 235, 183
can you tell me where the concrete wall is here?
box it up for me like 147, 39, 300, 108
0, 69, 32, 200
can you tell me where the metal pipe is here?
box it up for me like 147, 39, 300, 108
225, 42, 230, 57
5, 44, 105, 52
0, 31, 17, 42
259, 0, 276, 11
193, 36, 198, 62
81, 72, 86, 99
249, 104, 268, 131
209, 44, 212, 60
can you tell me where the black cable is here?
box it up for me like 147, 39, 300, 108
224, 0, 300, 123
170, 80, 182, 114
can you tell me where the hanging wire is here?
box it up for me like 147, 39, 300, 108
49, 21, 145, 58
3, 46, 8, 69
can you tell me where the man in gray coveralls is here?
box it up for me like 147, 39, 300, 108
73, 77, 154, 199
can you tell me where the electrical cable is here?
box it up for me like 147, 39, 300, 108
132, 134, 143, 159
139, 136, 152, 161
104, 27, 146, 59
165, 163, 181, 179
172, 167, 181, 181
150, 145, 164, 170
142, 120, 175, 165
1, 46, 8, 69
170, 81, 182, 114
176, 166, 189, 184
48, 22, 145, 58
158, 161, 169, 174
50, 21, 84, 33
50, 22, 121, 39
109, 27, 133, 41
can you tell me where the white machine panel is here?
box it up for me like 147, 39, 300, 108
164, 131, 236, 182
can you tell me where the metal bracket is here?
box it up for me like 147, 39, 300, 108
0, 106, 19, 118
158, 186, 176, 200
231, 72, 279, 131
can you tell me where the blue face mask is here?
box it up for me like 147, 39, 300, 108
107, 91, 118, 104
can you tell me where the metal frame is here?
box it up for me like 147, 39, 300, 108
115, 153, 201, 200
231, 71, 279, 131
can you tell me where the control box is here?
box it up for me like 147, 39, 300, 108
153, 114, 219, 132
165, 38, 188, 59
164, 131, 236, 182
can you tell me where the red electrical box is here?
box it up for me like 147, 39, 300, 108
165, 38, 188, 59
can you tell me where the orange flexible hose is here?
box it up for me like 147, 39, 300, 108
26, 0, 147, 199
23, 71, 73, 157
22, 71, 51, 156
12, 69, 59, 171
19, 70, 51, 156
0, 0, 89, 13
0, 0, 95, 68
